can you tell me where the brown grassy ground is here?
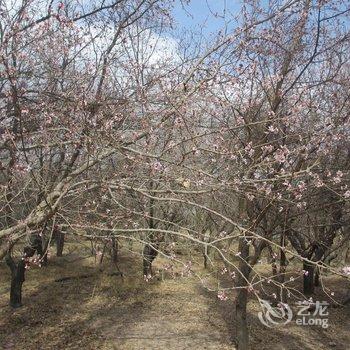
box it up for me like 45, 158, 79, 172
0, 242, 349, 350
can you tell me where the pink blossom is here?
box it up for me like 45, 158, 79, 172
152, 161, 163, 172
221, 267, 228, 275
342, 266, 350, 275
268, 125, 278, 133
217, 291, 228, 301
274, 149, 286, 163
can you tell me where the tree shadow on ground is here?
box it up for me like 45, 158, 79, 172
1, 250, 348, 350
198, 284, 350, 350
1, 251, 235, 350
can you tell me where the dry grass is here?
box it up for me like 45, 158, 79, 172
0, 241, 349, 350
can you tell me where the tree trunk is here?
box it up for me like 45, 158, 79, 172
203, 250, 208, 269
236, 286, 249, 350
56, 231, 65, 257
5, 234, 44, 307
314, 268, 320, 287
96, 243, 105, 265
110, 237, 118, 264
203, 230, 210, 269
143, 187, 158, 276
42, 239, 49, 266
303, 261, 315, 295
267, 245, 277, 276
235, 236, 251, 350
278, 235, 287, 302
5, 254, 25, 308
143, 243, 158, 276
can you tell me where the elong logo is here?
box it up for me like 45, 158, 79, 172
258, 299, 329, 329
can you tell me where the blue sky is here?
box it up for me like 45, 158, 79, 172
172, 0, 241, 34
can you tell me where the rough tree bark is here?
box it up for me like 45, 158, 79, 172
314, 267, 320, 287
278, 234, 288, 302
303, 261, 315, 295
235, 235, 251, 350
56, 230, 65, 257
5, 253, 25, 308
143, 243, 158, 276
5, 235, 43, 307
110, 237, 118, 264
142, 187, 158, 276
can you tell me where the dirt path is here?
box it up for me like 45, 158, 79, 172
93, 280, 233, 350
0, 247, 349, 350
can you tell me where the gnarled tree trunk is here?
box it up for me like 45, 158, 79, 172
5, 254, 25, 308
5, 234, 44, 307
